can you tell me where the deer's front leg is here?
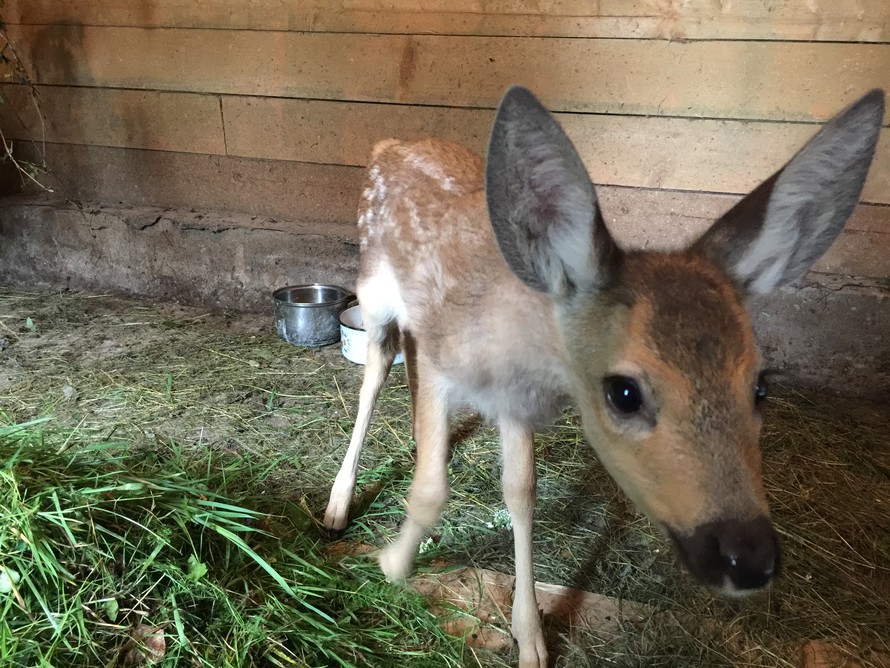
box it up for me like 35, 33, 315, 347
500, 419, 547, 668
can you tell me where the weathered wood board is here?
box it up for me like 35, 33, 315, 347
7, 26, 889, 123
5, 0, 889, 42
5, 87, 888, 203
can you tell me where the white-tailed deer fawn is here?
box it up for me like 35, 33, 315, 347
324, 86, 884, 667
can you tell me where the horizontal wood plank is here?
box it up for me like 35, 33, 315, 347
17, 142, 889, 280
222, 97, 492, 163
225, 97, 890, 203
8, 26, 890, 124
0, 85, 224, 154
5, 0, 888, 42
16, 142, 365, 227
5, 89, 887, 203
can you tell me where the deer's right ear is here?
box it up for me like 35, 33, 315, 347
485, 86, 618, 298
694, 89, 884, 296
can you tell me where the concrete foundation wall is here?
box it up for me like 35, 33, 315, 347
2, 196, 887, 398
0, 198, 359, 309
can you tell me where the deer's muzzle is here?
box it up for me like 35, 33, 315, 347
669, 516, 781, 594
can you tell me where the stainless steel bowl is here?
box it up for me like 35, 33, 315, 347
273, 284, 354, 347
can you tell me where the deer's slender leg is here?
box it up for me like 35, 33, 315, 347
324, 321, 399, 533
379, 358, 450, 581
500, 418, 547, 668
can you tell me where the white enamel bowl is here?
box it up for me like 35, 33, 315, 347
339, 305, 405, 365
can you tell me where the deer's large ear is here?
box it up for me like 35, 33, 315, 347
485, 86, 619, 298
694, 90, 884, 296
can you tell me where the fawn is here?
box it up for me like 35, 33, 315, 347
323, 86, 884, 667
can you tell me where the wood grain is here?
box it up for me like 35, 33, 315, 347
8, 26, 889, 124
224, 97, 890, 203
6, 89, 887, 203
5, 0, 888, 42
0, 85, 224, 154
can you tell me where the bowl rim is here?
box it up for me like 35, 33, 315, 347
339, 304, 366, 332
272, 284, 353, 308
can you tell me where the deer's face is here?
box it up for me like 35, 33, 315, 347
485, 85, 882, 597
564, 253, 780, 595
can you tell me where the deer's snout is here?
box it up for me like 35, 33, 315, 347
669, 516, 781, 594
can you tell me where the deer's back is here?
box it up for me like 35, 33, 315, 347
357, 138, 569, 420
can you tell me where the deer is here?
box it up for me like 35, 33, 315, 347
322, 86, 884, 667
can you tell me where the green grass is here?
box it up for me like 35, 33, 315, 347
1, 287, 889, 667
0, 416, 465, 667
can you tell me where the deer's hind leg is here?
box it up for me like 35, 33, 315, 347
323, 316, 401, 534
379, 355, 450, 582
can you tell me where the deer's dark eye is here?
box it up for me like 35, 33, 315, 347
754, 374, 768, 407
604, 376, 643, 415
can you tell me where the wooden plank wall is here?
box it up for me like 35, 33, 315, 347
1, 0, 889, 277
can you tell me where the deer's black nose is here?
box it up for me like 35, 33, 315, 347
670, 516, 781, 593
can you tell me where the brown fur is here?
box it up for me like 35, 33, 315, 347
332, 139, 769, 668
573, 254, 767, 530
321, 86, 883, 668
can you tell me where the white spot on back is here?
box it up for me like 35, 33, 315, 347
406, 153, 460, 192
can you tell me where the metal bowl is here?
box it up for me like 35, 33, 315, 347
273, 284, 354, 347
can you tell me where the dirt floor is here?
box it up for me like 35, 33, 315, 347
1, 286, 888, 667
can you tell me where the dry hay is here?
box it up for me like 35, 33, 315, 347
1, 287, 888, 667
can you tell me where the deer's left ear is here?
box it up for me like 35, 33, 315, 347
694, 90, 884, 296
